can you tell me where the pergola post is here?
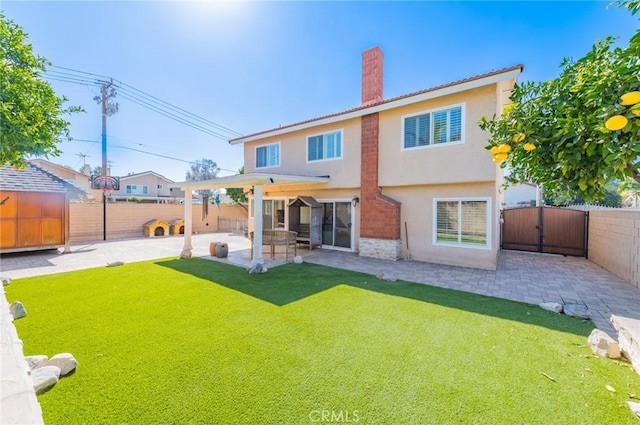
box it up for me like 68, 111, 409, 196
181, 188, 193, 259
252, 184, 264, 265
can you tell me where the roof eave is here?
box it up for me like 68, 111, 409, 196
229, 66, 523, 145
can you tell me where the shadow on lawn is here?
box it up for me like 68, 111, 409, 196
157, 258, 593, 336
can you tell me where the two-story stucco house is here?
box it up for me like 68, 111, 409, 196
110, 171, 176, 203
225, 48, 521, 270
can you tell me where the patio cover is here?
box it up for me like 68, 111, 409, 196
174, 173, 330, 263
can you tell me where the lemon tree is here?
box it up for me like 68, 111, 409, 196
479, 0, 640, 202
0, 14, 81, 167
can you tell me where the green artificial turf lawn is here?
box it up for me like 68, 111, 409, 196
6, 258, 640, 424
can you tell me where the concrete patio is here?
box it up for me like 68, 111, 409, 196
1, 232, 639, 336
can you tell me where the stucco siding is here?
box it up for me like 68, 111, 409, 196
385, 182, 499, 270
378, 85, 498, 187
243, 118, 362, 189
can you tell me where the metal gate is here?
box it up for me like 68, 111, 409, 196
501, 207, 588, 257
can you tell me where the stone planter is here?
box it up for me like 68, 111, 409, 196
215, 243, 228, 258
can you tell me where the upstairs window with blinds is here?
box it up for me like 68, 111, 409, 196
434, 198, 489, 248
308, 130, 342, 162
404, 105, 463, 149
256, 143, 280, 168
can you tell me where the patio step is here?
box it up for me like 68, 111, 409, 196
611, 315, 640, 376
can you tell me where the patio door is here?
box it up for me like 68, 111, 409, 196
321, 201, 352, 249
262, 200, 286, 230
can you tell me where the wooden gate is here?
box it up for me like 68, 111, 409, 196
501, 207, 588, 257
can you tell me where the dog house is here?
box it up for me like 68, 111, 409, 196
168, 218, 185, 235
143, 219, 170, 237
288, 196, 322, 249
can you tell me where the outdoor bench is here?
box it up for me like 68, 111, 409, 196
250, 229, 298, 261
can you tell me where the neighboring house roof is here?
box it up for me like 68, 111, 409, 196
0, 164, 86, 198
28, 158, 89, 179
120, 171, 175, 182
229, 64, 524, 144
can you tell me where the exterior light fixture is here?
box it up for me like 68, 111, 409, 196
352, 196, 360, 207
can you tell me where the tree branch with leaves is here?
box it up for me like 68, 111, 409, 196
0, 14, 82, 167
479, 0, 640, 203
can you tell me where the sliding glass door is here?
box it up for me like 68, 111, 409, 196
321, 201, 352, 249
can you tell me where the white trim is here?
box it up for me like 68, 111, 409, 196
230, 68, 521, 145
401, 103, 465, 151
316, 198, 355, 252
306, 129, 344, 163
432, 197, 492, 250
255, 142, 281, 169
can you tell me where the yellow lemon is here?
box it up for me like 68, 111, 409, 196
620, 91, 640, 106
512, 133, 525, 143
524, 143, 536, 151
490, 146, 500, 155
605, 115, 628, 131
498, 144, 512, 153
494, 153, 508, 162
632, 109, 640, 117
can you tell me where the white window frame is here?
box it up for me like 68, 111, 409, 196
432, 197, 491, 250
157, 184, 164, 190
306, 129, 344, 163
255, 142, 281, 169
401, 103, 465, 151
126, 184, 149, 195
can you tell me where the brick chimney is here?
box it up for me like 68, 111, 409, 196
359, 47, 402, 260
362, 47, 383, 106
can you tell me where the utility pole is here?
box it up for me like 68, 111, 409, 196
94, 80, 118, 240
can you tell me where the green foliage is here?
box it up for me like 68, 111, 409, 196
225, 166, 248, 205
185, 158, 218, 197
545, 183, 622, 207
619, 176, 640, 206
479, 1, 640, 203
0, 14, 81, 167
7, 259, 639, 423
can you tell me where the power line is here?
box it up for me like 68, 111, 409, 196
71, 138, 239, 173
45, 65, 242, 139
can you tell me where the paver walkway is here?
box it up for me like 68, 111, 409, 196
2, 233, 639, 336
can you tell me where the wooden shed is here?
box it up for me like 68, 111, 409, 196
0, 164, 84, 253
288, 196, 322, 249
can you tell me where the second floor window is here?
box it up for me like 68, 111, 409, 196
256, 143, 280, 168
404, 105, 463, 149
308, 130, 342, 162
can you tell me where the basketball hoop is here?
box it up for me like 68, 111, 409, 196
91, 175, 120, 191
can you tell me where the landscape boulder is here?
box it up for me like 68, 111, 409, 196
376, 273, 397, 283
24, 355, 48, 371
539, 302, 563, 314
293, 256, 303, 264
43, 353, 78, 376
248, 263, 268, 274
587, 329, 620, 358
628, 401, 640, 418
563, 303, 590, 320
9, 301, 27, 320
31, 366, 60, 395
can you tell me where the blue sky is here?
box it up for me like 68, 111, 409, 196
2, 1, 638, 182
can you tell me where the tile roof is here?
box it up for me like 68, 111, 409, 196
229, 64, 523, 144
0, 163, 87, 198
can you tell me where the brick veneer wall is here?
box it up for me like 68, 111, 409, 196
588, 210, 640, 289
360, 113, 401, 241
362, 47, 383, 106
